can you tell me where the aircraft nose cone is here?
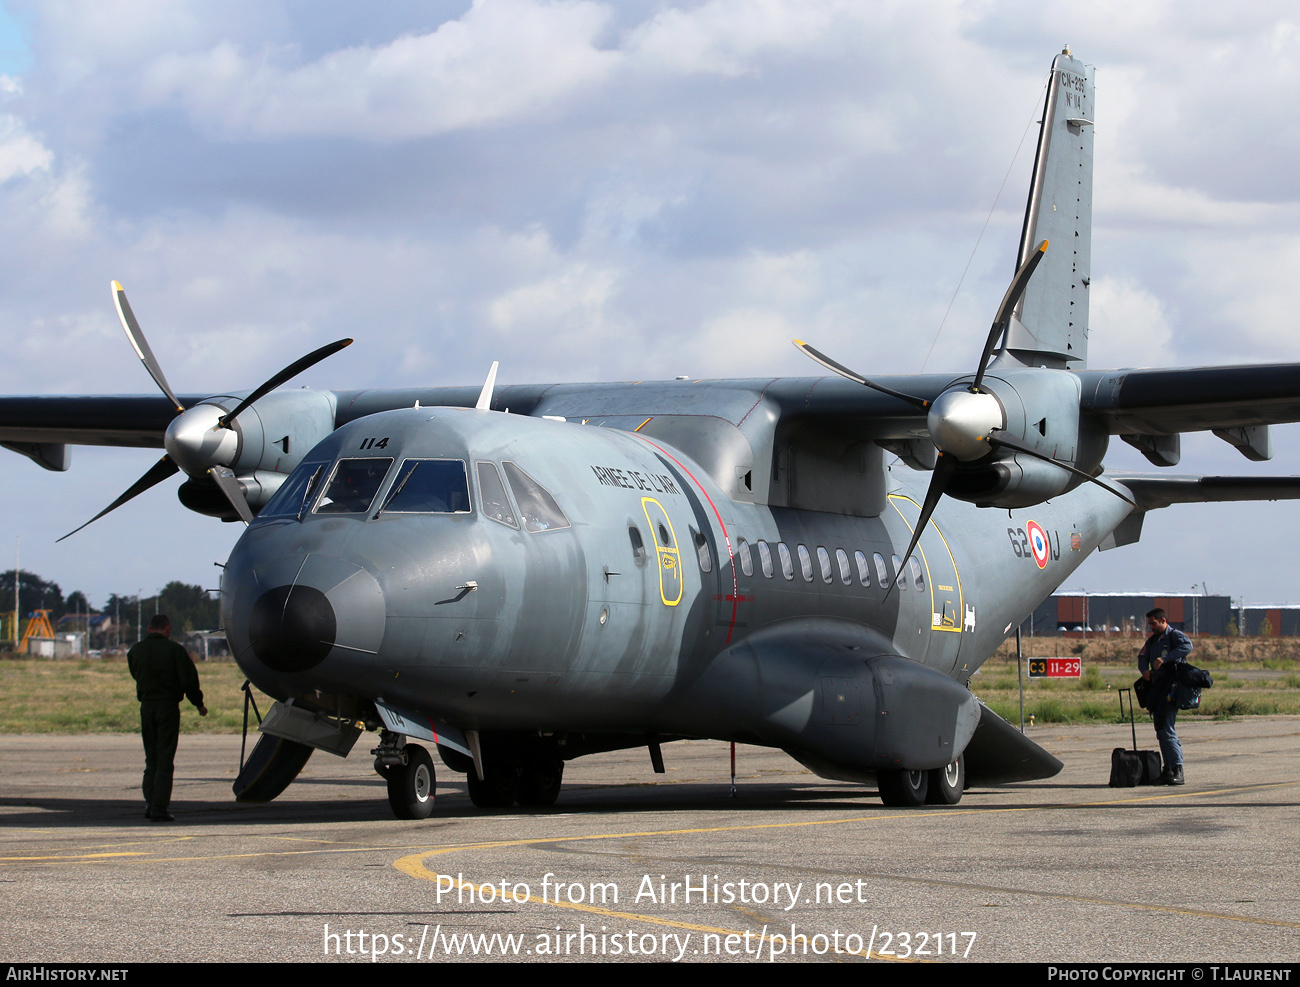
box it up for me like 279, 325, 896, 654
249, 585, 337, 673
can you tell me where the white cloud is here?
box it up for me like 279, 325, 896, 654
140, 0, 618, 140
1086, 276, 1174, 369
0, 114, 51, 181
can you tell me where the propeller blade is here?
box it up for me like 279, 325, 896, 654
57, 454, 180, 542
218, 338, 353, 429
986, 430, 1136, 507
209, 466, 254, 524
792, 340, 930, 410
897, 452, 959, 577
113, 281, 184, 414
971, 239, 1049, 392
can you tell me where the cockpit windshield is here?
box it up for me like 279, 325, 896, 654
257, 459, 329, 519
315, 458, 393, 514
378, 459, 471, 514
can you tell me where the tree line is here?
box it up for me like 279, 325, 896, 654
0, 569, 221, 637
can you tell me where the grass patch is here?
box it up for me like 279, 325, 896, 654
975, 675, 1300, 727
0, 658, 275, 734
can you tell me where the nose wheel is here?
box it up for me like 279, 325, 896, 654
386, 743, 436, 819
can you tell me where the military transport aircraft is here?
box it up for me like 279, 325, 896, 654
4, 48, 1300, 817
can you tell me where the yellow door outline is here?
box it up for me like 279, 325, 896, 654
889, 494, 964, 633
642, 497, 683, 606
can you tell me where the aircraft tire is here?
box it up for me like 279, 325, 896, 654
877, 768, 929, 807
516, 758, 563, 808
466, 759, 522, 809
925, 755, 965, 805
387, 744, 436, 820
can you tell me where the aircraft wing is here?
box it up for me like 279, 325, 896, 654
0, 395, 203, 449
1079, 364, 1300, 434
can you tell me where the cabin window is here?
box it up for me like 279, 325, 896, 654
836, 548, 852, 585
816, 546, 833, 584
737, 538, 753, 577
873, 552, 890, 588
380, 459, 472, 514
502, 462, 571, 532
259, 459, 329, 519
315, 458, 393, 514
692, 527, 713, 573
476, 461, 517, 527
891, 554, 909, 591
854, 550, 871, 587
629, 525, 648, 566
797, 544, 813, 582
908, 556, 926, 590
777, 542, 794, 580
757, 540, 774, 578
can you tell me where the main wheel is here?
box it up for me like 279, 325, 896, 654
925, 755, 965, 805
877, 768, 929, 807
517, 758, 564, 807
466, 757, 522, 808
387, 744, 435, 819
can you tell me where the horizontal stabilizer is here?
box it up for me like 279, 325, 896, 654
963, 702, 1063, 784
1115, 474, 1300, 511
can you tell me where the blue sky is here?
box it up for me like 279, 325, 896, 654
0, 0, 1298, 610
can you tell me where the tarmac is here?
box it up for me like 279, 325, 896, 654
3, 715, 1300, 964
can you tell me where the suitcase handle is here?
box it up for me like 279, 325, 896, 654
1118, 688, 1138, 751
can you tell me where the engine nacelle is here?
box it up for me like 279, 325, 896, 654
930, 366, 1108, 509
168, 388, 339, 517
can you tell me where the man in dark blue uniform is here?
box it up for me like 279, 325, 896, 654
127, 614, 207, 821
1138, 607, 1192, 785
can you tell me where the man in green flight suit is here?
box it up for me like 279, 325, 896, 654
127, 614, 207, 822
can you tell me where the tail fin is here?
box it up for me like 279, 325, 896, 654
1004, 47, 1095, 370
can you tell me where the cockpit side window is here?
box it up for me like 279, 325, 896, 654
315, 458, 393, 515
476, 461, 518, 528
258, 459, 330, 519
502, 462, 571, 532
380, 459, 472, 515
629, 525, 648, 566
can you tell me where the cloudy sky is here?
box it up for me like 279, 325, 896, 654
0, 0, 1298, 615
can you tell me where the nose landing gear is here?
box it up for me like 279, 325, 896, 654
374, 732, 436, 819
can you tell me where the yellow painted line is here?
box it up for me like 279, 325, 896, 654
0, 852, 148, 861
633, 418, 653, 432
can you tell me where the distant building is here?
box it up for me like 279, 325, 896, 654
1019, 594, 1234, 637
1237, 606, 1300, 637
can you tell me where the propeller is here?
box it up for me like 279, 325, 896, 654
796, 239, 1133, 576
59, 281, 352, 539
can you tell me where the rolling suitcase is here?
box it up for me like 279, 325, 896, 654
1110, 688, 1162, 786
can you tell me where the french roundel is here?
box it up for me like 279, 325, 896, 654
1026, 520, 1049, 569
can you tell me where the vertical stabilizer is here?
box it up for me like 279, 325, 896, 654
1003, 48, 1094, 370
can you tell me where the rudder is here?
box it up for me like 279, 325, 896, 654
1004, 48, 1095, 370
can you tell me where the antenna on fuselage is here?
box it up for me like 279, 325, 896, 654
475, 361, 500, 411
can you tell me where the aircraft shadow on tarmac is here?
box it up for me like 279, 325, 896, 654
4, 779, 1296, 830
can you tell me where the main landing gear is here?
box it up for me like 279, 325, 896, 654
876, 755, 965, 807
466, 752, 564, 809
